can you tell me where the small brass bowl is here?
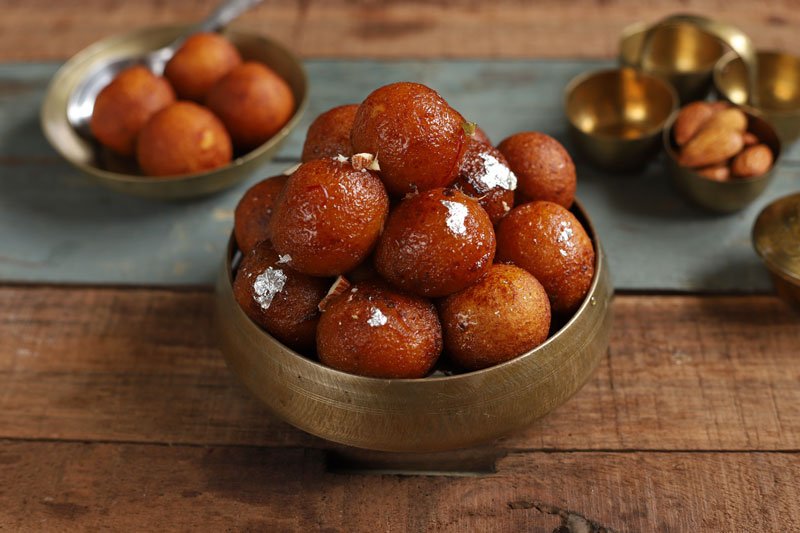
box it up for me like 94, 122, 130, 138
214, 202, 613, 453
565, 68, 678, 171
663, 109, 781, 213
715, 50, 800, 144
620, 20, 725, 103
41, 25, 308, 200
753, 193, 800, 311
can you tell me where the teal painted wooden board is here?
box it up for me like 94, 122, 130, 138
1, 60, 799, 291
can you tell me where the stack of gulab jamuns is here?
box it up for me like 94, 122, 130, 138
89, 33, 295, 177
232, 82, 596, 379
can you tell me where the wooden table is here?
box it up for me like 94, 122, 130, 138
2, 2, 799, 531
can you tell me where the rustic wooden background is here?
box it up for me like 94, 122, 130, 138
1, 1, 799, 532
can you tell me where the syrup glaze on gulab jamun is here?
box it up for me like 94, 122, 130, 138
350, 82, 470, 196
317, 282, 442, 378
439, 264, 551, 371
301, 104, 359, 162
233, 240, 329, 353
269, 157, 389, 277
453, 139, 517, 224
498, 132, 576, 208
374, 188, 495, 298
496, 201, 594, 315
234, 175, 288, 254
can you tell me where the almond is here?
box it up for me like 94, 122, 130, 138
731, 144, 774, 178
700, 108, 748, 134
318, 276, 352, 312
743, 132, 759, 146
679, 126, 744, 168
674, 102, 714, 146
696, 164, 731, 182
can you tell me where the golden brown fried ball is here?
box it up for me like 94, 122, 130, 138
317, 282, 442, 378
453, 139, 517, 224
234, 175, 288, 254
136, 101, 232, 176
301, 104, 359, 162
269, 158, 389, 276
233, 241, 329, 353
350, 82, 469, 196
374, 188, 496, 298
496, 201, 594, 315
164, 32, 242, 102
439, 264, 551, 370
498, 132, 576, 208
90, 65, 175, 157
206, 61, 295, 152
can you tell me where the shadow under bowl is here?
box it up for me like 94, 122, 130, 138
714, 50, 800, 145
663, 109, 781, 213
620, 21, 725, 103
214, 202, 614, 453
565, 68, 678, 171
41, 25, 308, 200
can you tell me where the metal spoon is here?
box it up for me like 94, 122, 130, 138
67, 0, 263, 139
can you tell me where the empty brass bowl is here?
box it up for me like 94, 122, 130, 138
41, 25, 308, 199
663, 109, 781, 213
715, 50, 800, 144
620, 20, 725, 103
565, 68, 678, 171
215, 202, 613, 453
753, 193, 800, 311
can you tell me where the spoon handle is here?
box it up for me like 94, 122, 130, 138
194, 0, 264, 34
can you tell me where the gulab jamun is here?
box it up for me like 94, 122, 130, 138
269, 157, 390, 276
496, 201, 594, 315
90, 65, 175, 157
453, 139, 517, 224
301, 104, 359, 162
439, 264, 551, 370
472, 125, 492, 146
498, 132, 576, 208
136, 101, 232, 176
233, 240, 329, 353
350, 82, 469, 196
234, 175, 288, 254
164, 32, 242, 102
206, 61, 295, 152
374, 188, 496, 298
317, 282, 442, 378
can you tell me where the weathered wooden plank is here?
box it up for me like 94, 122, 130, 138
0, 440, 798, 532
0, 0, 798, 61
1, 287, 798, 451
2, 61, 798, 290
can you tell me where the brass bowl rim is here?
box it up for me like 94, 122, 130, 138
40, 24, 309, 185
619, 20, 724, 75
661, 106, 781, 187
564, 67, 679, 140
752, 192, 800, 284
714, 49, 800, 118
224, 199, 608, 385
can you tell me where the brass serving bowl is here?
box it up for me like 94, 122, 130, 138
715, 50, 800, 144
753, 193, 800, 310
214, 202, 613, 453
663, 109, 781, 213
565, 68, 677, 171
41, 25, 308, 199
620, 20, 725, 103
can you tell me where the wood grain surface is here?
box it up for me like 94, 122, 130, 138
1, 0, 798, 61
2, 287, 799, 453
